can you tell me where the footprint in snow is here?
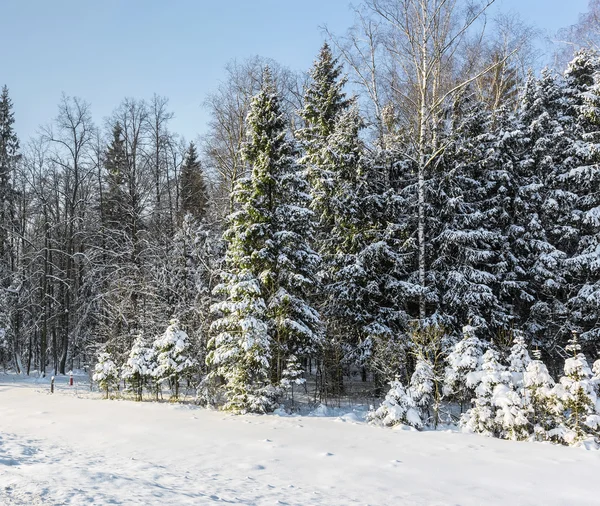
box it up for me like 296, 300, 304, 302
322, 452, 334, 457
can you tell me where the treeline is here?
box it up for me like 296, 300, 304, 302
1, 1, 600, 414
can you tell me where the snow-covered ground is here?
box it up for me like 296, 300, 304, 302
1, 374, 599, 505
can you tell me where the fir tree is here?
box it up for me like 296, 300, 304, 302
443, 325, 485, 411
524, 349, 556, 440
209, 68, 322, 413
93, 351, 120, 399
550, 332, 600, 444
367, 379, 423, 429
121, 334, 154, 401
103, 122, 129, 233
153, 319, 195, 400
180, 142, 209, 221
0, 86, 19, 371
507, 330, 532, 388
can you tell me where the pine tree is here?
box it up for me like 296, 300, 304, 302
561, 51, 600, 348
280, 354, 305, 408
180, 142, 209, 221
208, 68, 322, 413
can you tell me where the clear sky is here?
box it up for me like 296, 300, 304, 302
0, 0, 590, 144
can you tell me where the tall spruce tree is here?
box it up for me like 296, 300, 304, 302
208, 68, 322, 412
0, 86, 19, 370
180, 142, 209, 221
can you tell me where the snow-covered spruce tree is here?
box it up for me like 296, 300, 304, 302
153, 319, 195, 400
562, 51, 600, 351
93, 351, 120, 399
121, 334, 154, 401
208, 68, 322, 413
508, 330, 531, 388
409, 357, 435, 423
280, 354, 306, 408
0, 86, 19, 372
516, 70, 572, 350
367, 379, 423, 430
524, 349, 556, 440
299, 45, 411, 397
429, 102, 511, 335
297, 43, 351, 398
443, 325, 485, 412
461, 348, 529, 440
549, 332, 600, 445
409, 324, 446, 426
297, 42, 349, 227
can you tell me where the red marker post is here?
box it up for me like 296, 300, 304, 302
69, 371, 74, 386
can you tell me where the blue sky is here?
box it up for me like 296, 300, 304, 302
0, 0, 589, 143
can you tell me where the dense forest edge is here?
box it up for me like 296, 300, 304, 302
3, 0, 600, 448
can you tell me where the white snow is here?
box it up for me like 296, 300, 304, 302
1, 374, 600, 505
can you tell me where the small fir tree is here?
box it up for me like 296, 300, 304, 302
121, 334, 154, 401
367, 379, 423, 429
93, 352, 120, 399
443, 325, 485, 411
153, 319, 195, 400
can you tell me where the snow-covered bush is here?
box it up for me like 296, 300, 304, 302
443, 325, 484, 411
121, 334, 155, 401
367, 379, 423, 429
153, 319, 196, 399
93, 352, 120, 399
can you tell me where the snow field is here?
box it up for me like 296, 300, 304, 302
1, 375, 600, 505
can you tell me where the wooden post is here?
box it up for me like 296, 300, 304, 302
50, 376, 55, 394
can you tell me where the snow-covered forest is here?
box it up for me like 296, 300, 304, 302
4, 0, 600, 450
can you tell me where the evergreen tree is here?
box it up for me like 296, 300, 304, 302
153, 319, 195, 399
93, 351, 120, 399
103, 122, 129, 232
409, 357, 435, 423
461, 348, 524, 438
121, 334, 154, 401
180, 142, 209, 221
298, 42, 349, 225
550, 332, 600, 444
507, 330, 531, 387
209, 68, 322, 412
443, 325, 485, 411
524, 349, 556, 440
367, 379, 423, 429
0, 86, 19, 371
561, 51, 600, 348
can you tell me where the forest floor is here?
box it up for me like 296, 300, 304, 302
0, 373, 599, 505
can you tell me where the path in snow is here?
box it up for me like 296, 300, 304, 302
0, 375, 599, 505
